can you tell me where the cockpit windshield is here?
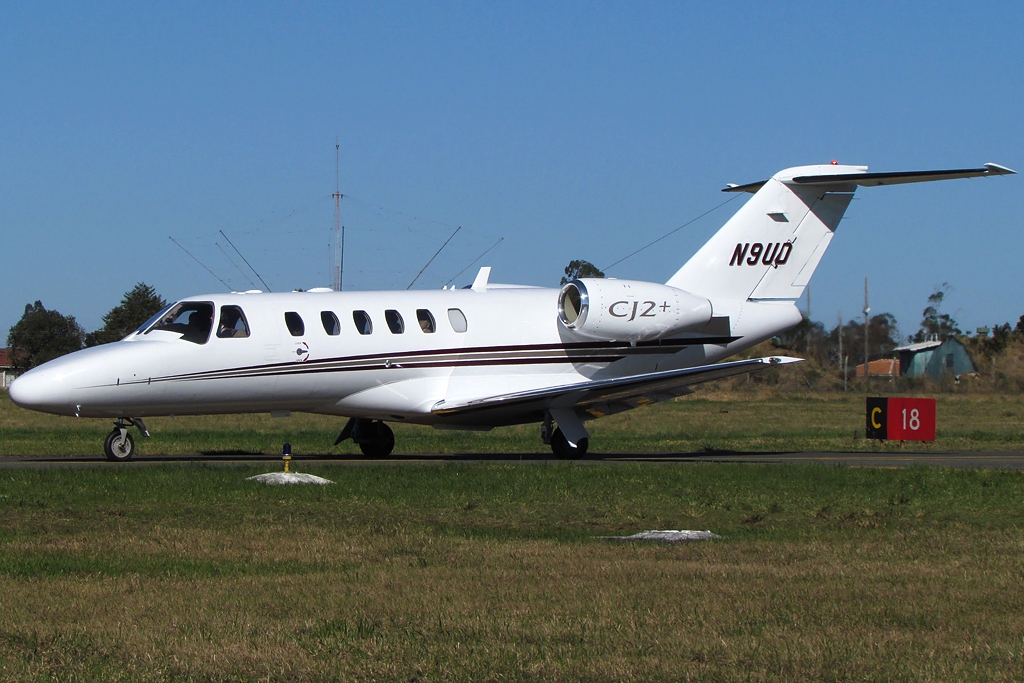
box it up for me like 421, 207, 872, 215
143, 301, 215, 344
131, 303, 175, 337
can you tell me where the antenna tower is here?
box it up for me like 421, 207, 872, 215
332, 138, 343, 291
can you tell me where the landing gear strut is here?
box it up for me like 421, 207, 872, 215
334, 418, 395, 458
104, 418, 150, 462
542, 411, 589, 460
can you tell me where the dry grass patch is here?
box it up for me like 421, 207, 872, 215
1, 533, 1023, 681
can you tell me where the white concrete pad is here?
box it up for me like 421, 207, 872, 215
599, 530, 721, 542
247, 472, 333, 485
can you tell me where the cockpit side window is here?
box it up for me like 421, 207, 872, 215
144, 301, 215, 344
217, 306, 250, 338
285, 312, 305, 337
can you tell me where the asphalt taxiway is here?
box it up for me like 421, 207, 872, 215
3, 451, 1024, 470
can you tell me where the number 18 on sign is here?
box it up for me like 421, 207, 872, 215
866, 397, 936, 441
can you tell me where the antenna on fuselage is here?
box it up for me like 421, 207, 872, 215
169, 237, 231, 290
216, 242, 257, 290
219, 230, 271, 292
443, 237, 504, 288
602, 194, 741, 272
407, 225, 461, 290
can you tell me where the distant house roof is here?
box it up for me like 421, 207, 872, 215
0, 348, 14, 368
855, 358, 900, 377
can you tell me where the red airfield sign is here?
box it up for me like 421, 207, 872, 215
866, 397, 936, 442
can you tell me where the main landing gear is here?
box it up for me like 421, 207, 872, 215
334, 418, 396, 458
541, 412, 589, 459
104, 418, 150, 462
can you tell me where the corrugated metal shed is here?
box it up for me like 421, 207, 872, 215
894, 338, 975, 379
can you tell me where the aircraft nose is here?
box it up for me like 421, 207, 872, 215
9, 362, 78, 415
10, 369, 52, 410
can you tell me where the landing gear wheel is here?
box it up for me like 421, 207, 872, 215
104, 429, 136, 462
550, 427, 587, 460
358, 422, 395, 458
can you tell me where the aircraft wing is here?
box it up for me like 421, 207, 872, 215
431, 356, 801, 422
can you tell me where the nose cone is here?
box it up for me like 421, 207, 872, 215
9, 362, 77, 415
9, 345, 126, 416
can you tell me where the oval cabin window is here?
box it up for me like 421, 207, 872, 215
385, 309, 405, 334
353, 310, 373, 335
284, 312, 305, 337
321, 311, 341, 336
416, 309, 436, 333
447, 308, 468, 333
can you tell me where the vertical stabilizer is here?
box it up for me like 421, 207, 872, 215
666, 162, 1014, 302
666, 164, 861, 302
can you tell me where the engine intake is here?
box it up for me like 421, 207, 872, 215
558, 278, 712, 342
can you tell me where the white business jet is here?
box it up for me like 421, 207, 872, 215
10, 162, 1015, 460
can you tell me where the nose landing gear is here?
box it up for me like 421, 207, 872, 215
104, 418, 150, 462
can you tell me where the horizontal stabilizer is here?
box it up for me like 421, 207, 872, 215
723, 163, 1016, 193
432, 356, 802, 418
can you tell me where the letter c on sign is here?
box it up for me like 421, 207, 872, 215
608, 301, 630, 318
871, 407, 882, 430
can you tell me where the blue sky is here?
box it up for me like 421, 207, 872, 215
1, 3, 1021, 341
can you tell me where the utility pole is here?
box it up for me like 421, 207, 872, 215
332, 138, 343, 291
863, 277, 870, 386
838, 311, 845, 392
806, 284, 812, 356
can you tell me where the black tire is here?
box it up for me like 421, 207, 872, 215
550, 427, 587, 459
358, 422, 395, 458
104, 429, 136, 462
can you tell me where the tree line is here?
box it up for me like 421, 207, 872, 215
6, 284, 166, 370
769, 283, 1024, 367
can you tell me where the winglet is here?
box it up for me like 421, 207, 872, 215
985, 162, 1017, 175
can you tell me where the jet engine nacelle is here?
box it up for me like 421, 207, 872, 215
557, 278, 713, 342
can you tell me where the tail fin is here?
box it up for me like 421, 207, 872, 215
666, 163, 1015, 302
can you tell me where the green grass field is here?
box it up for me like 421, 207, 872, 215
3, 387, 1024, 680
1, 463, 1023, 681
3, 389, 1024, 456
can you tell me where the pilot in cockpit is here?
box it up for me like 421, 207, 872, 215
216, 306, 249, 339
183, 310, 212, 344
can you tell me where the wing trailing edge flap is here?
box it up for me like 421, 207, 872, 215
431, 356, 802, 418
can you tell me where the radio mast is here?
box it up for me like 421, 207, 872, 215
332, 138, 343, 291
